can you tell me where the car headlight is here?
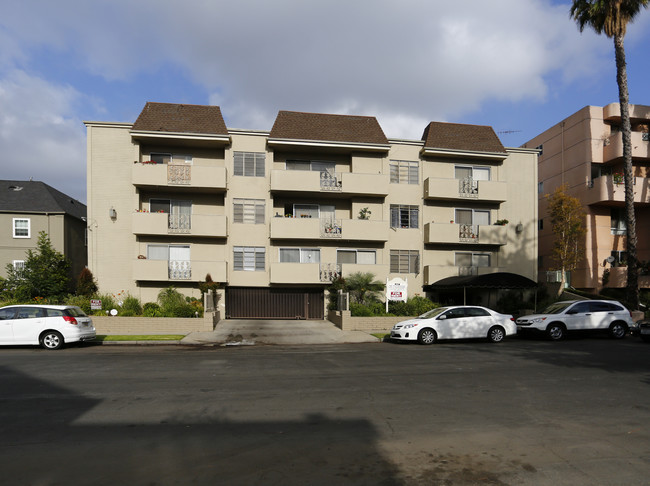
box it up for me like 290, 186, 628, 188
531, 317, 547, 324
403, 323, 418, 329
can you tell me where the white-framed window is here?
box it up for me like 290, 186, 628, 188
234, 152, 265, 177
390, 250, 419, 274
455, 165, 490, 181
146, 244, 190, 261
234, 247, 265, 271
150, 153, 192, 164
455, 252, 491, 268
390, 160, 419, 184
286, 160, 336, 173
233, 199, 265, 224
12, 260, 25, 271
538, 181, 544, 194
455, 208, 490, 226
337, 249, 376, 265
13, 218, 30, 238
611, 208, 627, 235
290, 204, 335, 219
390, 205, 419, 229
279, 248, 320, 263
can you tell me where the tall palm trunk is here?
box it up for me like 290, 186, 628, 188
614, 33, 639, 309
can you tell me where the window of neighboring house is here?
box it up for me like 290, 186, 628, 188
390, 250, 419, 274
234, 152, 265, 177
150, 153, 192, 164
536, 144, 543, 155
454, 209, 490, 227
538, 181, 544, 194
455, 166, 490, 181
233, 247, 265, 271
279, 248, 320, 263
390, 205, 419, 229
12, 260, 25, 272
337, 249, 376, 265
13, 218, 30, 238
611, 208, 627, 235
233, 199, 265, 224
390, 160, 419, 184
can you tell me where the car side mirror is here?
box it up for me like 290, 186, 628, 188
437, 315, 447, 320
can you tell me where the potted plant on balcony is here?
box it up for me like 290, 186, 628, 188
494, 219, 509, 226
358, 207, 371, 220
613, 172, 624, 185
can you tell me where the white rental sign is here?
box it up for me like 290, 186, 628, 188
386, 277, 407, 311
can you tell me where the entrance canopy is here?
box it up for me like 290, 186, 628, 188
428, 272, 537, 290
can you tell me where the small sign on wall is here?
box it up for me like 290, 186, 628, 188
90, 299, 102, 310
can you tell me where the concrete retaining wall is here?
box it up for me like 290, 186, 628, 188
328, 311, 407, 332
92, 312, 219, 335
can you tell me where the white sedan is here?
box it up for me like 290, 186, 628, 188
390, 305, 516, 344
0, 305, 96, 349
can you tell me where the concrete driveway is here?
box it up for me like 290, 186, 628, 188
181, 319, 381, 346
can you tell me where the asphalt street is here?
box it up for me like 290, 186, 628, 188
0, 336, 648, 485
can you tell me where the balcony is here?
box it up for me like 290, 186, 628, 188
584, 176, 650, 206
133, 259, 227, 282
603, 131, 650, 162
132, 212, 227, 238
270, 170, 389, 196
424, 222, 508, 246
424, 177, 507, 203
423, 265, 503, 285
269, 263, 340, 284
270, 217, 389, 241
132, 164, 227, 191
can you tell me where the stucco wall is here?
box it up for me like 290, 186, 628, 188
328, 310, 406, 331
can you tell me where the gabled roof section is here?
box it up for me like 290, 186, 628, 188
268, 111, 390, 152
0, 181, 86, 220
131, 102, 230, 146
133, 102, 228, 135
421, 122, 507, 160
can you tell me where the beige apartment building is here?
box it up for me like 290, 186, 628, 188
85, 102, 538, 319
523, 103, 650, 292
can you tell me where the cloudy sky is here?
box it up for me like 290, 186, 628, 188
2, 0, 649, 203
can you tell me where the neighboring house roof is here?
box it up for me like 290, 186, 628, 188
0, 181, 86, 221
132, 102, 229, 136
422, 122, 506, 154
269, 111, 389, 146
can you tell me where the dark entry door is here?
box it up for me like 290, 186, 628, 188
225, 287, 324, 319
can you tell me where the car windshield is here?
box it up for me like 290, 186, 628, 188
417, 307, 447, 319
540, 302, 573, 315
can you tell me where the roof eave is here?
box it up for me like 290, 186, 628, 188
130, 130, 231, 145
268, 138, 390, 153
420, 147, 508, 161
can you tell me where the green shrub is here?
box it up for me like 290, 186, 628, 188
65, 294, 93, 315
122, 295, 143, 315
142, 302, 162, 317
350, 302, 375, 316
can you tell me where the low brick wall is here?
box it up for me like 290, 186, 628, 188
328, 310, 409, 332
92, 311, 219, 335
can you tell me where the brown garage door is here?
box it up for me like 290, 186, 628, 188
225, 287, 325, 319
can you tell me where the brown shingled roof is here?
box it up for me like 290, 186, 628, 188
422, 122, 506, 154
269, 111, 389, 145
132, 102, 228, 135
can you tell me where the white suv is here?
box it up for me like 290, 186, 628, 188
516, 300, 633, 340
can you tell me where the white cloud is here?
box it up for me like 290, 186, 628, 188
0, 70, 87, 202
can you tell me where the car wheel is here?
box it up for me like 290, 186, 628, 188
547, 323, 565, 341
417, 328, 436, 345
609, 322, 627, 339
40, 331, 64, 350
487, 325, 506, 343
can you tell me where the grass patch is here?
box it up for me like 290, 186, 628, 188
94, 335, 185, 342
371, 333, 390, 340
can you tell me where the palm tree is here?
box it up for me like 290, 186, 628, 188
345, 272, 385, 305
570, 0, 648, 309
